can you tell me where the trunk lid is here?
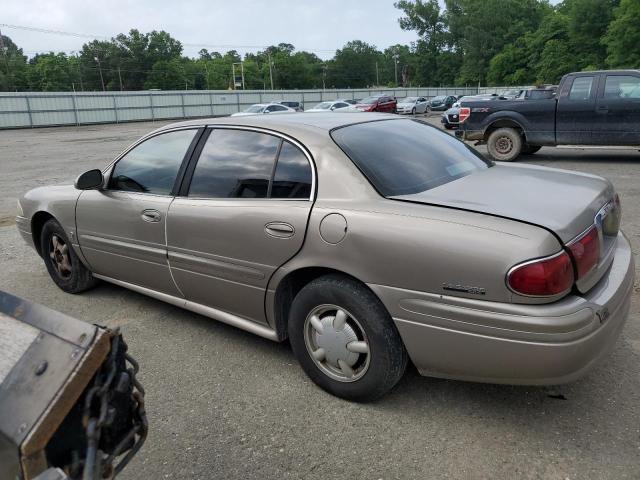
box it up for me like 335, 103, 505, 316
391, 163, 617, 293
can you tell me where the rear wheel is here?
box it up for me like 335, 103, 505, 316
522, 144, 542, 155
288, 274, 408, 402
487, 127, 523, 162
40, 218, 98, 293
411, 107, 416, 115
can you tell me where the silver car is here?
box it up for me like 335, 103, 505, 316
396, 97, 429, 115
17, 113, 635, 401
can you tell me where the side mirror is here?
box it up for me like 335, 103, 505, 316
75, 169, 104, 190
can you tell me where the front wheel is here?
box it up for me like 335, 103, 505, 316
288, 274, 408, 402
486, 127, 523, 162
411, 107, 416, 115
41, 218, 98, 293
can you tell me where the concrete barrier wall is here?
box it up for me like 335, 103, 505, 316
0, 86, 527, 129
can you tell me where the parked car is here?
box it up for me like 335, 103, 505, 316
306, 100, 355, 112
340, 99, 358, 105
458, 69, 640, 161
17, 113, 634, 402
428, 95, 457, 111
231, 103, 296, 116
441, 95, 502, 129
280, 101, 304, 112
354, 95, 397, 113
396, 96, 429, 115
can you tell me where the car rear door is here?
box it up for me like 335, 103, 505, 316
556, 74, 599, 145
76, 128, 201, 295
594, 73, 640, 145
166, 127, 314, 324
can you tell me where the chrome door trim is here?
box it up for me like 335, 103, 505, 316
93, 274, 279, 341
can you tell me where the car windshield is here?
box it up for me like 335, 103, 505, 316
432, 96, 446, 101
331, 119, 491, 196
245, 105, 265, 113
359, 96, 379, 104
401, 97, 418, 103
313, 102, 333, 110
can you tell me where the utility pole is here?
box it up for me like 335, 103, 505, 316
393, 54, 399, 87
204, 62, 210, 90
322, 64, 327, 90
94, 55, 105, 91
76, 53, 84, 91
268, 52, 274, 90
117, 66, 123, 91
375, 61, 379, 86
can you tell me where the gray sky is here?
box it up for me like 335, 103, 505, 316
2, 0, 419, 59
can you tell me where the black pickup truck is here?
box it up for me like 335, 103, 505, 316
457, 70, 640, 161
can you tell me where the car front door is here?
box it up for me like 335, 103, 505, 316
166, 127, 314, 324
417, 97, 427, 113
595, 73, 640, 145
76, 128, 201, 295
556, 74, 598, 145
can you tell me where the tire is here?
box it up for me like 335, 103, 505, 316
411, 107, 416, 115
40, 218, 98, 293
444, 124, 453, 130
487, 127, 523, 162
288, 274, 408, 402
522, 144, 542, 155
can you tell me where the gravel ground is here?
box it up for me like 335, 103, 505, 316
0, 117, 638, 479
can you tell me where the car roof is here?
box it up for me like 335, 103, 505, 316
158, 112, 399, 136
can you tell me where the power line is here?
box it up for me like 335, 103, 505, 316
0, 23, 337, 54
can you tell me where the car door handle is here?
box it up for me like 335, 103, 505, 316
265, 222, 295, 238
597, 106, 609, 114
141, 209, 161, 223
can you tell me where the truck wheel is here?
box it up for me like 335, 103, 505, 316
288, 274, 408, 402
40, 218, 98, 293
522, 144, 541, 155
487, 128, 522, 162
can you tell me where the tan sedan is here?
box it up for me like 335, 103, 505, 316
17, 113, 635, 401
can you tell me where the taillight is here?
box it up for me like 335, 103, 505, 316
567, 226, 600, 278
507, 251, 574, 296
459, 107, 470, 123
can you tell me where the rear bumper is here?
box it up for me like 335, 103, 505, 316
368, 232, 635, 385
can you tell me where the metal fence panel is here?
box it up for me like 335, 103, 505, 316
0, 86, 528, 129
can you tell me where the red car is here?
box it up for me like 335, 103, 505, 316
354, 95, 397, 113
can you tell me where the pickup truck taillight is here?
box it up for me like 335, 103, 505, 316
458, 107, 470, 123
567, 225, 600, 279
507, 251, 574, 297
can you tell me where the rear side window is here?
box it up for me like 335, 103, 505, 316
109, 129, 197, 195
605, 75, 640, 99
187, 129, 313, 200
271, 142, 312, 199
188, 129, 280, 198
568, 76, 594, 100
331, 119, 491, 196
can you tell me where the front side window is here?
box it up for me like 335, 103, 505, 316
189, 129, 280, 198
108, 129, 197, 195
568, 76, 594, 100
605, 75, 640, 99
331, 119, 491, 197
267, 105, 287, 112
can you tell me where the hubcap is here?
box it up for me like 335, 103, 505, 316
495, 135, 513, 154
303, 305, 370, 382
49, 234, 72, 279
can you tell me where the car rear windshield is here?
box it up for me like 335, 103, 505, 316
331, 119, 492, 196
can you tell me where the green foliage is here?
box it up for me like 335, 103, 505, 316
604, 0, 640, 68
1, 2, 639, 92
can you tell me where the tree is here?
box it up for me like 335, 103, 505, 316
329, 40, 380, 88
0, 34, 28, 91
604, 0, 640, 68
27, 53, 72, 91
